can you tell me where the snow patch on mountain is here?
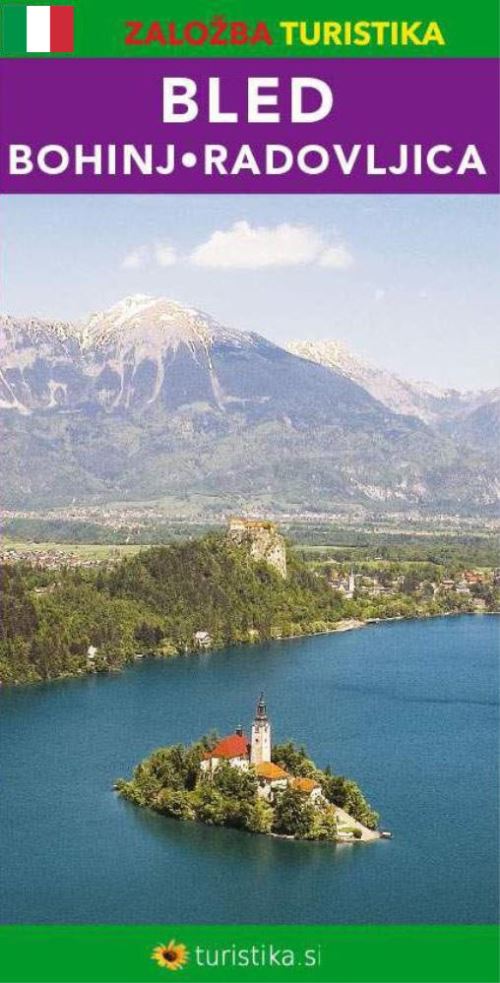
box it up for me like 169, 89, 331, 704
286, 339, 499, 425
84, 296, 246, 358
0, 313, 76, 353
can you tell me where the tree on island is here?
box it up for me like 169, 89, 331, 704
273, 740, 379, 830
273, 787, 316, 838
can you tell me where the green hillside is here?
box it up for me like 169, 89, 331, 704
0, 535, 343, 685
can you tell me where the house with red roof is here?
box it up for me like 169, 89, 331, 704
199, 728, 251, 774
291, 776, 324, 804
254, 761, 289, 800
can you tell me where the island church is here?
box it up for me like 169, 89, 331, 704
200, 694, 322, 803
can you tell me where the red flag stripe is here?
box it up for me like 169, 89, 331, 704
50, 6, 74, 52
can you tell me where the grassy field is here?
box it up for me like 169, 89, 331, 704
1, 540, 146, 562
293, 537, 499, 568
2, 523, 498, 570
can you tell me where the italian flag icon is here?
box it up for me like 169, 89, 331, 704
1, 5, 74, 53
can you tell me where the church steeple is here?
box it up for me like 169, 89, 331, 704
251, 692, 271, 765
255, 692, 267, 721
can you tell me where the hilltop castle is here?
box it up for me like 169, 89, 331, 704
227, 517, 287, 578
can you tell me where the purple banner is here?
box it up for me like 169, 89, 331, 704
0, 58, 498, 193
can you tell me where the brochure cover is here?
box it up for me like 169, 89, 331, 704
0, 2, 498, 981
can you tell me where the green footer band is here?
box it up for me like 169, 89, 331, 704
0, 925, 497, 983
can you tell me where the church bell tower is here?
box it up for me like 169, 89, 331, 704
250, 692, 271, 765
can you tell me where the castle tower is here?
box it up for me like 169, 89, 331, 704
227, 518, 287, 578
250, 692, 271, 765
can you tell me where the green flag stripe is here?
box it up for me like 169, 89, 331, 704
2, 5, 27, 54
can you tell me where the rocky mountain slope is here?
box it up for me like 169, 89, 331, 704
0, 297, 497, 514
287, 339, 499, 427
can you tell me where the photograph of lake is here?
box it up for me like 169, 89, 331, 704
1, 195, 499, 983
1, 615, 497, 925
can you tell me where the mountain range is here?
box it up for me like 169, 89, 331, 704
286, 340, 500, 427
1, 295, 498, 514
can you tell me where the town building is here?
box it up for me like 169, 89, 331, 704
86, 645, 98, 667
199, 694, 324, 804
329, 570, 356, 597
290, 777, 323, 803
254, 762, 289, 800
463, 570, 484, 585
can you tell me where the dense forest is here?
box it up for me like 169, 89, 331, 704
0, 536, 345, 685
116, 737, 378, 841
0, 533, 497, 686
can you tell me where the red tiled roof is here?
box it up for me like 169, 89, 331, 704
292, 777, 320, 793
255, 762, 289, 781
204, 734, 250, 760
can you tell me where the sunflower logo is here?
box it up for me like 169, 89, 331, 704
151, 940, 189, 972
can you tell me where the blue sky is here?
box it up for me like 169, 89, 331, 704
2, 195, 498, 390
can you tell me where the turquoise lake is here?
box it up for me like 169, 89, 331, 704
0, 615, 498, 924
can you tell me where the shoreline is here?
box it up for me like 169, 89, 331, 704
117, 794, 381, 846
282, 608, 499, 644
1, 610, 498, 690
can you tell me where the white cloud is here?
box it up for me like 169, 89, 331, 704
189, 220, 353, 271
318, 243, 354, 270
122, 245, 149, 270
121, 225, 353, 273
153, 242, 177, 267
121, 241, 177, 270
374, 287, 386, 302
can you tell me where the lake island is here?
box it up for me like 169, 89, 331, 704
116, 693, 381, 843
